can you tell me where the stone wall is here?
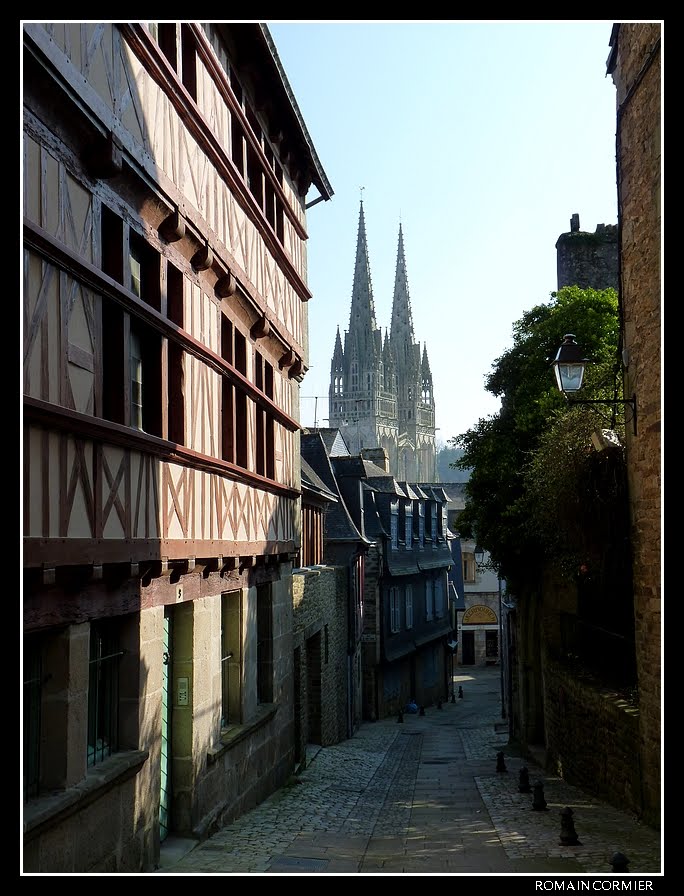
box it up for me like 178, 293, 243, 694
186, 577, 296, 839
292, 565, 349, 749
610, 21, 662, 829
361, 544, 383, 720
543, 659, 642, 818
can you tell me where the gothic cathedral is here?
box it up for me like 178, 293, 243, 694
328, 200, 436, 480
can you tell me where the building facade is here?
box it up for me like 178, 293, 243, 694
331, 448, 453, 720
442, 483, 503, 670
607, 20, 662, 829
328, 201, 436, 481
298, 430, 368, 743
22, 22, 331, 872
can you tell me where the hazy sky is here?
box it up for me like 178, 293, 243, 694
267, 20, 624, 445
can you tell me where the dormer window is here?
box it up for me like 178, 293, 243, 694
439, 504, 447, 540
390, 501, 399, 550
426, 502, 436, 541
404, 504, 413, 547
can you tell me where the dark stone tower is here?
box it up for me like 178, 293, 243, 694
328, 201, 436, 480
555, 213, 618, 291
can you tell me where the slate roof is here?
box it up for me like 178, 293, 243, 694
300, 457, 338, 504
422, 481, 467, 503
301, 431, 369, 544
306, 427, 351, 457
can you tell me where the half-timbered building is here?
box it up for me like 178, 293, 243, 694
22, 22, 332, 873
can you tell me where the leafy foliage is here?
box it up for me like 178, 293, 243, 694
449, 286, 624, 597
524, 409, 632, 605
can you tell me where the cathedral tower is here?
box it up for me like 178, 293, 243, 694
329, 201, 436, 480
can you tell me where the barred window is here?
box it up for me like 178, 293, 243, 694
87, 621, 122, 767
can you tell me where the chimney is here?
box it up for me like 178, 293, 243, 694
361, 447, 390, 472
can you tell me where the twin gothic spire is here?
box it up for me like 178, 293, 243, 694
328, 199, 436, 481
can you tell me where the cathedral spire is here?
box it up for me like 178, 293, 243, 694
389, 222, 416, 355
347, 199, 378, 339
331, 325, 344, 370
421, 342, 432, 377
421, 342, 433, 400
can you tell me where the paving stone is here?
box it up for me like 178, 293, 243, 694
155, 666, 661, 877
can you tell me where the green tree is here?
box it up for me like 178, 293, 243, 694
450, 286, 623, 597
435, 444, 471, 482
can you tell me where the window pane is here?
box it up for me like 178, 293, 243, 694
88, 622, 120, 767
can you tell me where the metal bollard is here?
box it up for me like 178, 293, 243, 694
518, 766, 531, 792
532, 781, 548, 811
610, 852, 629, 873
558, 806, 581, 845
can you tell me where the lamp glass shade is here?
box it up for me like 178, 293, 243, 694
552, 334, 588, 394
474, 546, 485, 564
553, 361, 585, 393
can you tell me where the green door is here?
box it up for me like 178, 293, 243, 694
160, 610, 172, 841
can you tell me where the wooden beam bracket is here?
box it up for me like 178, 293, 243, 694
158, 208, 186, 243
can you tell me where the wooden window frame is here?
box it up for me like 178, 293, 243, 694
220, 591, 242, 728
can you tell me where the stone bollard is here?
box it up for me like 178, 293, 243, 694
397, 709, 404, 723
559, 806, 581, 845
532, 781, 548, 811
496, 751, 507, 772
419, 705, 425, 716
518, 767, 532, 793
458, 686, 463, 699
610, 852, 630, 873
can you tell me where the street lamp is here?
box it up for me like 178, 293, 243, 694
550, 334, 637, 435
474, 545, 485, 567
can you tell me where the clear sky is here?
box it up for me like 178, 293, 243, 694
266, 19, 622, 446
